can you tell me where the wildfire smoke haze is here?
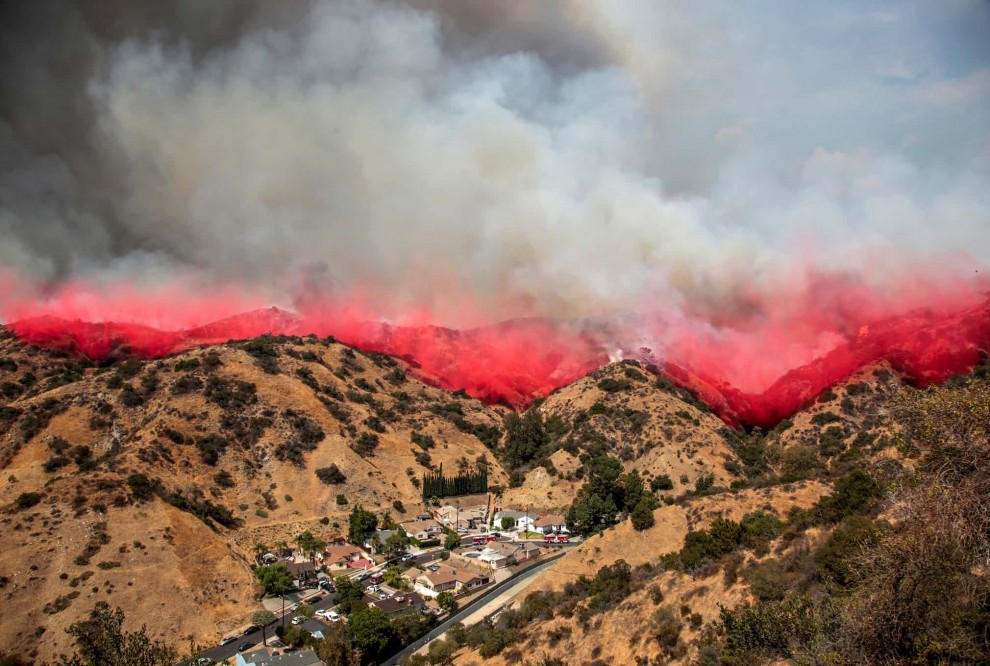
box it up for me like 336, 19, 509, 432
1, 1, 989, 426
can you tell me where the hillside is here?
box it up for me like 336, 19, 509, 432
502, 363, 740, 512
424, 366, 990, 666
0, 331, 510, 661
2, 326, 986, 664
0, 330, 749, 662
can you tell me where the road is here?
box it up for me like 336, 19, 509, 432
178, 590, 338, 665
180, 540, 576, 665
380, 552, 567, 666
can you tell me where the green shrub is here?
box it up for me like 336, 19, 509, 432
352, 432, 379, 457
814, 468, 884, 523
745, 559, 790, 601
814, 516, 890, 587
780, 446, 820, 483
818, 426, 847, 458
597, 378, 632, 393
651, 474, 674, 491
631, 498, 656, 531
126, 474, 154, 502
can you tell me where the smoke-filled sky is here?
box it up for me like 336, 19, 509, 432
1, 0, 989, 388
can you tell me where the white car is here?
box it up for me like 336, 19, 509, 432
367, 584, 380, 593
291, 615, 305, 625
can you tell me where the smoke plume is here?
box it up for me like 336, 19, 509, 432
2, 1, 989, 422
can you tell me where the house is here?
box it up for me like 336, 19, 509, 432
236, 647, 325, 666
533, 513, 568, 534
470, 541, 541, 570
493, 510, 535, 531
323, 543, 367, 571
285, 560, 318, 581
453, 568, 490, 592
408, 563, 489, 596
436, 504, 488, 527
367, 591, 427, 617
363, 529, 398, 554
401, 518, 444, 541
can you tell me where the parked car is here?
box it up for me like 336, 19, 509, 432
315, 609, 333, 619
400, 554, 413, 562
219, 636, 237, 646
377, 592, 389, 600
238, 642, 255, 652
367, 584, 380, 593
242, 625, 259, 636
326, 611, 341, 623
289, 602, 301, 611
319, 581, 335, 592
291, 615, 305, 625
194, 658, 215, 665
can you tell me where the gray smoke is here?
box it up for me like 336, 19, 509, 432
1, 0, 989, 325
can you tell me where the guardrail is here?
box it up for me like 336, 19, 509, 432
380, 551, 568, 666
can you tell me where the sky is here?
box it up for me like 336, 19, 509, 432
0, 0, 988, 352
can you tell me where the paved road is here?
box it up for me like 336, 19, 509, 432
179, 590, 337, 665
179, 541, 576, 665
380, 552, 567, 666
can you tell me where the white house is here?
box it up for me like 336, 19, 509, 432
493, 510, 535, 531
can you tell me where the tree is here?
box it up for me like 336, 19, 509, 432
443, 529, 461, 550
315, 625, 361, 666
297, 603, 315, 619
348, 505, 379, 544
503, 408, 549, 469
384, 566, 410, 591
349, 607, 396, 663
251, 610, 276, 646
436, 591, 457, 614
295, 530, 326, 564
46, 602, 176, 665
253, 542, 268, 560
630, 498, 656, 531
651, 474, 674, 492
566, 490, 617, 535
622, 469, 645, 512
254, 563, 293, 596
380, 512, 399, 530
335, 576, 366, 615
427, 639, 457, 665
385, 530, 410, 557
500, 516, 516, 531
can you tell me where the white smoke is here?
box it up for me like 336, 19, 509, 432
1, 0, 988, 326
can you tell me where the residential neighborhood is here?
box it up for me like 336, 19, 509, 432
190, 497, 574, 666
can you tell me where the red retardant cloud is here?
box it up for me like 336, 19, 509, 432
3, 271, 989, 428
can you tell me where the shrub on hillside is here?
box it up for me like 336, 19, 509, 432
316, 464, 347, 484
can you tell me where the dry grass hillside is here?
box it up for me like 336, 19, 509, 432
3, 326, 965, 665
0, 331, 510, 661
503, 362, 741, 511
456, 482, 829, 666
